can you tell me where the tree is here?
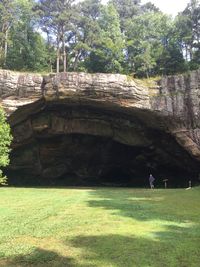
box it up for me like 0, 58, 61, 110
110, 0, 141, 32
68, 0, 102, 71
156, 42, 187, 75
141, 2, 160, 13
35, 0, 77, 73
0, 0, 196, 76
125, 11, 181, 76
0, 108, 12, 185
86, 3, 125, 73
0, 0, 16, 66
6, 0, 49, 71
0, 0, 49, 71
133, 41, 156, 78
175, 0, 200, 68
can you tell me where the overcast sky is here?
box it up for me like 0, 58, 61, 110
142, 0, 190, 16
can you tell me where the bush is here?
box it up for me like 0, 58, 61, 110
0, 108, 12, 185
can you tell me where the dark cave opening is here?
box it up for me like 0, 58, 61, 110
7, 133, 197, 187
7, 102, 200, 187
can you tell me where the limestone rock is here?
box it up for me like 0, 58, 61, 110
0, 69, 200, 185
0, 70, 43, 115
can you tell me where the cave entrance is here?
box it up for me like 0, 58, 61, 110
7, 101, 199, 187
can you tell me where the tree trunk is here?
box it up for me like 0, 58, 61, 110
189, 44, 193, 61
62, 29, 67, 72
185, 44, 188, 61
50, 58, 53, 73
146, 70, 149, 79
56, 48, 60, 73
56, 34, 60, 73
4, 29, 8, 67
46, 32, 53, 73
73, 50, 80, 71
63, 47, 67, 73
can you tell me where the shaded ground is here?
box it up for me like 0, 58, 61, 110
0, 187, 199, 266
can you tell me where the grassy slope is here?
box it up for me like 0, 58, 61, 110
0, 187, 199, 267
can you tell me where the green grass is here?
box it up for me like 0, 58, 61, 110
0, 187, 199, 267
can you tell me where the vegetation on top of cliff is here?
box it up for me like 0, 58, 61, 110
0, 0, 200, 77
134, 76, 161, 88
0, 108, 12, 185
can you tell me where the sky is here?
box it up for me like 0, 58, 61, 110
142, 0, 190, 16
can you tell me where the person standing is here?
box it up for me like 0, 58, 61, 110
149, 174, 155, 189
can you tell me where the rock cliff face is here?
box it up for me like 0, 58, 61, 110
151, 70, 200, 162
1, 69, 200, 186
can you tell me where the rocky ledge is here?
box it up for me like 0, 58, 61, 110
0, 69, 200, 186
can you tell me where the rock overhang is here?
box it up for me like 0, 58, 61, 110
1, 69, 200, 186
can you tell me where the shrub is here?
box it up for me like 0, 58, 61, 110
0, 108, 12, 185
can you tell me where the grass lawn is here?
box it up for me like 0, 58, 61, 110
0, 187, 199, 267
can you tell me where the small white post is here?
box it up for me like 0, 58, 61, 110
163, 179, 168, 189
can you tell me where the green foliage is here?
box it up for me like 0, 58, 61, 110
125, 11, 177, 76
0, 108, 12, 185
86, 3, 125, 73
110, 0, 141, 31
175, 0, 200, 70
35, 0, 78, 72
0, 0, 17, 64
0, 0, 200, 76
156, 43, 188, 75
0, 170, 7, 185
5, 0, 49, 71
68, 0, 102, 71
6, 29, 49, 71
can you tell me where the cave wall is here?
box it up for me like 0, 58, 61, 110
8, 103, 199, 186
